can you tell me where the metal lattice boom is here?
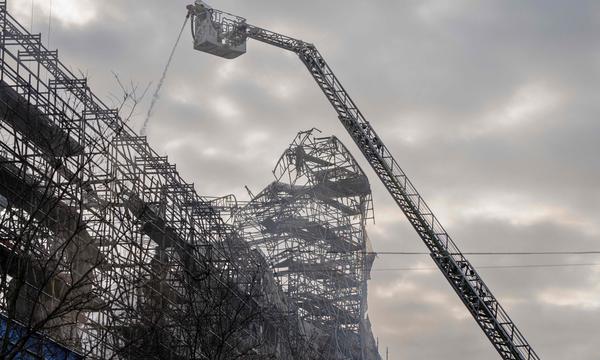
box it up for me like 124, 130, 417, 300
188, 1, 540, 359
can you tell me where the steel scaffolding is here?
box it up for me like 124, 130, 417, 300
0, 2, 380, 359
0, 3, 309, 359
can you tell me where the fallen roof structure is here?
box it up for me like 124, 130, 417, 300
234, 130, 380, 360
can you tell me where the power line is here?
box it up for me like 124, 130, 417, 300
325, 250, 600, 256
278, 262, 600, 274
465, 251, 600, 255
370, 262, 600, 272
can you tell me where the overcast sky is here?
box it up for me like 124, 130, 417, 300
9, 0, 600, 358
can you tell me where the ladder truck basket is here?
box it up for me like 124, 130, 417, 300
189, 0, 247, 59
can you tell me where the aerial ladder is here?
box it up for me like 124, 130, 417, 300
185, 2, 540, 359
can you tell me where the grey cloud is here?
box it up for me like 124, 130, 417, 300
19, 0, 600, 358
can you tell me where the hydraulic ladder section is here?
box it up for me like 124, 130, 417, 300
187, 2, 540, 359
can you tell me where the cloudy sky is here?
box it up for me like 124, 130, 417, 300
9, 0, 600, 358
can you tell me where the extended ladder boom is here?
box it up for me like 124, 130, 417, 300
187, 2, 540, 359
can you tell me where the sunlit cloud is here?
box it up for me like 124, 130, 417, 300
454, 191, 598, 235
241, 130, 270, 148
169, 83, 198, 105
539, 287, 600, 310
212, 96, 241, 119
201, 147, 220, 157
459, 192, 564, 226
416, 0, 467, 25
269, 82, 297, 100
13, 0, 98, 27
374, 278, 450, 306
389, 113, 433, 146
217, 61, 239, 80
491, 83, 561, 127
464, 83, 562, 137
